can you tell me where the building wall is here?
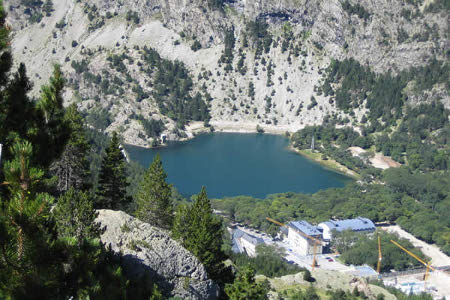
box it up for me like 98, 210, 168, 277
288, 227, 322, 256
318, 224, 332, 240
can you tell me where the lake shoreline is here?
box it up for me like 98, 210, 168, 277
288, 146, 360, 179
128, 121, 304, 149
126, 121, 359, 180
125, 133, 352, 198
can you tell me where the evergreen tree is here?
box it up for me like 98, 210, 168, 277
225, 265, 269, 300
0, 62, 35, 163
37, 64, 64, 125
53, 187, 100, 245
35, 64, 70, 167
0, 58, 69, 168
135, 154, 173, 229
50, 104, 91, 193
0, 141, 61, 298
95, 132, 130, 210
172, 187, 229, 281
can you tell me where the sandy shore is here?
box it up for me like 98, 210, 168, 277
208, 120, 304, 135
290, 146, 360, 178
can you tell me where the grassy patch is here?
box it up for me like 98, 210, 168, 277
293, 148, 360, 179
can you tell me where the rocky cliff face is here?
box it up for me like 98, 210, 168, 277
5, 0, 448, 146
95, 209, 219, 299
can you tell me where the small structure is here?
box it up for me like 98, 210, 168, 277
318, 217, 375, 241
346, 265, 379, 278
160, 134, 167, 143
231, 229, 264, 257
287, 221, 323, 256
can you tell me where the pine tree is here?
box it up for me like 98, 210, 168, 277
53, 187, 100, 245
225, 265, 269, 300
35, 64, 70, 167
50, 104, 91, 193
95, 132, 130, 210
135, 153, 173, 229
52, 187, 106, 298
172, 187, 229, 281
0, 141, 61, 298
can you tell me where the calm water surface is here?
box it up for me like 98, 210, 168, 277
125, 133, 351, 198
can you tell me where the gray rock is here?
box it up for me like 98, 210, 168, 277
96, 209, 219, 300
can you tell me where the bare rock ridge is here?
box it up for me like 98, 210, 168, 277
95, 209, 219, 300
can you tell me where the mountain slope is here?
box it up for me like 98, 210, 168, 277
6, 0, 449, 146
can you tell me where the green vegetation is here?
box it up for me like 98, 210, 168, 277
292, 125, 370, 173
221, 27, 235, 71
172, 187, 232, 284
191, 40, 202, 51
316, 57, 449, 173
424, 0, 450, 12
212, 167, 450, 255
334, 231, 426, 272
207, 0, 224, 10
21, 0, 54, 23
230, 245, 305, 277
141, 47, 210, 126
0, 12, 161, 295
341, 0, 371, 20
225, 265, 269, 300
322, 58, 449, 122
137, 116, 165, 138
50, 104, 91, 193
95, 132, 131, 210
370, 281, 432, 300
135, 154, 174, 230
126, 10, 140, 24
53, 188, 101, 245
246, 19, 272, 56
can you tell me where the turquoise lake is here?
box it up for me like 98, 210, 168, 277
125, 133, 352, 198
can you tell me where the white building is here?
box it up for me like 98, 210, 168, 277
318, 217, 375, 241
287, 221, 323, 256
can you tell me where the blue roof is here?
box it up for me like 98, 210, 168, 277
351, 265, 378, 277
320, 217, 375, 232
231, 229, 264, 252
241, 233, 264, 245
231, 229, 245, 253
289, 220, 322, 236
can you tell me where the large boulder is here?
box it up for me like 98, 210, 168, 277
96, 209, 219, 300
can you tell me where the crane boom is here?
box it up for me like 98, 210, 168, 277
266, 217, 288, 229
390, 240, 435, 281
377, 233, 382, 274
390, 240, 435, 271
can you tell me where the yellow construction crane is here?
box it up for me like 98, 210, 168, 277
266, 217, 322, 270
377, 233, 382, 274
390, 240, 436, 281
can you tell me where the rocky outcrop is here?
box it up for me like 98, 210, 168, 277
95, 209, 219, 300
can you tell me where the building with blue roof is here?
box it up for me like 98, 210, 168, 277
318, 217, 375, 241
231, 229, 264, 257
286, 220, 323, 256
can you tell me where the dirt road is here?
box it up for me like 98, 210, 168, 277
381, 225, 449, 267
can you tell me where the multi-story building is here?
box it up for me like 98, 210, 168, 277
287, 221, 323, 256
